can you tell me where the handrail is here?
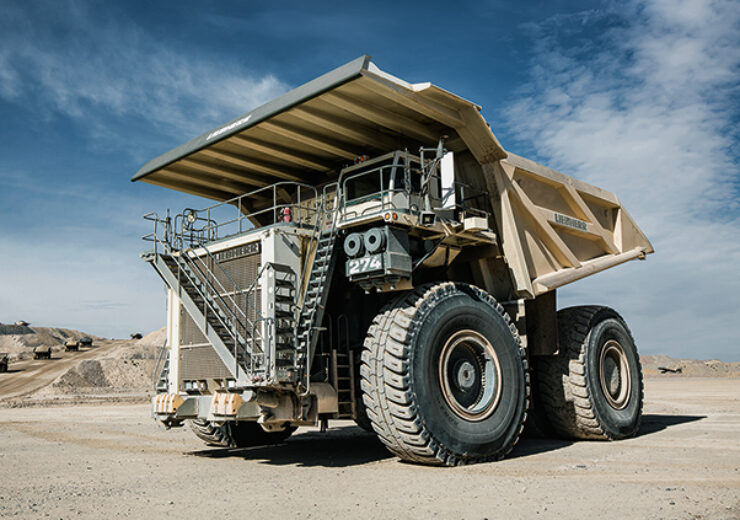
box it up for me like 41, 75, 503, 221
171, 250, 246, 349
173, 181, 319, 248
298, 182, 343, 395
251, 317, 274, 381
144, 203, 291, 379
145, 222, 259, 371
152, 338, 168, 393
178, 251, 251, 341
187, 243, 265, 330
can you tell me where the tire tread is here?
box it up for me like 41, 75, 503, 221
361, 282, 530, 466
536, 306, 644, 440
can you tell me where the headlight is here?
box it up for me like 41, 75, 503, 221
364, 228, 386, 254
343, 233, 364, 258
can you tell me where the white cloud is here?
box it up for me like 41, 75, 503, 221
0, 4, 290, 338
0, 4, 288, 140
504, 0, 740, 360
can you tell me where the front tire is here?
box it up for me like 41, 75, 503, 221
361, 282, 529, 466
536, 306, 643, 440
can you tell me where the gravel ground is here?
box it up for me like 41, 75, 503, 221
0, 376, 738, 520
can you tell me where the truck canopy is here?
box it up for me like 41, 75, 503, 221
134, 56, 652, 298
132, 55, 505, 199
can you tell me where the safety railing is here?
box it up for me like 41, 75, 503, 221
152, 338, 168, 393
297, 182, 343, 394
173, 182, 319, 249
142, 211, 269, 378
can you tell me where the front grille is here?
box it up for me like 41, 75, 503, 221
179, 345, 231, 380
180, 308, 206, 346
177, 240, 262, 383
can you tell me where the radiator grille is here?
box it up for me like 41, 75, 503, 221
180, 308, 206, 346
177, 241, 262, 381
179, 345, 231, 380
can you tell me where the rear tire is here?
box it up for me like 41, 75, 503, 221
352, 395, 374, 432
361, 282, 529, 466
536, 306, 643, 440
190, 419, 230, 447
189, 419, 296, 448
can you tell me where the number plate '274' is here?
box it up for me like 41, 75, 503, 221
347, 254, 384, 276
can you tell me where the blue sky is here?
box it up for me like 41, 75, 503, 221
0, 0, 738, 360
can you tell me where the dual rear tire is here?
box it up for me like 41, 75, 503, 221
535, 306, 643, 440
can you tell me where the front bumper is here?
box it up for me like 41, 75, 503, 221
151, 383, 337, 427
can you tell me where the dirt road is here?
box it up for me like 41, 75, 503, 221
0, 341, 121, 401
0, 377, 738, 520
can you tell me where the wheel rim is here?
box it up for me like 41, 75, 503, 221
438, 330, 502, 421
599, 339, 632, 410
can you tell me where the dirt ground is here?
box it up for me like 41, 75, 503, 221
0, 328, 163, 407
0, 377, 738, 520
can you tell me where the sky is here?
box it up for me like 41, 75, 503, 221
0, 0, 737, 360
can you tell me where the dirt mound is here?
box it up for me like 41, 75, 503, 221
641, 355, 740, 377
41, 341, 159, 396
54, 360, 110, 388
135, 327, 166, 347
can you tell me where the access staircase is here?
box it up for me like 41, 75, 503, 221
143, 184, 344, 390
153, 341, 169, 393
272, 264, 298, 370
143, 211, 266, 384
295, 188, 343, 382
332, 350, 356, 419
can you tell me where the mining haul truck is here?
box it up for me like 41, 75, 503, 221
136, 56, 653, 466
32, 345, 52, 360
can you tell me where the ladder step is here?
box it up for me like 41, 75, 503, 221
270, 264, 296, 274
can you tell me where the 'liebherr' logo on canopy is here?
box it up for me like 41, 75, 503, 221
207, 115, 252, 141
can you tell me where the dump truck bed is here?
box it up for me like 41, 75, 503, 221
133, 55, 652, 298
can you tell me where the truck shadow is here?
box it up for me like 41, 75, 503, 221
190, 426, 392, 467
509, 414, 705, 459
637, 413, 705, 435
189, 414, 705, 467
